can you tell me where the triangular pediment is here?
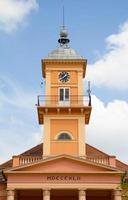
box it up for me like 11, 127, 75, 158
6, 155, 120, 173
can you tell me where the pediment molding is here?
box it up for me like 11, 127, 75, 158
4, 154, 122, 173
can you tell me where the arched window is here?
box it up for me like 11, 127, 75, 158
57, 133, 72, 141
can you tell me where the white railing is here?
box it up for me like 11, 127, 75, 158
86, 156, 109, 165
19, 156, 42, 166
17, 155, 110, 167
37, 95, 91, 107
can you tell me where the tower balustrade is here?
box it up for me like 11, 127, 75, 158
37, 95, 91, 107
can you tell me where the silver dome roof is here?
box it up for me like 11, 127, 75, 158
45, 26, 84, 60
46, 46, 83, 60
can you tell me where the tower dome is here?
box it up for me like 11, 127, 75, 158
46, 47, 83, 59
45, 27, 84, 60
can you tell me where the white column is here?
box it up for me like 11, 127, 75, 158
113, 190, 122, 200
79, 190, 86, 200
7, 190, 15, 200
43, 190, 50, 200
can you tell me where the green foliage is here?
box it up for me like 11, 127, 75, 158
121, 171, 128, 189
121, 171, 128, 200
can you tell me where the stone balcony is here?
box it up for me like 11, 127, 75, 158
37, 95, 91, 107
37, 95, 92, 124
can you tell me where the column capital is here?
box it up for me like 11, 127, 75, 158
7, 190, 15, 200
7, 190, 15, 196
43, 189, 50, 200
79, 190, 86, 196
43, 190, 50, 196
113, 189, 122, 200
78, 188, 86, 192
79, 189, 86, 200
42, 188, 51, 191
113, 189, 122, 196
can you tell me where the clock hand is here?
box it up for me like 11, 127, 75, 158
60, 74, 67, 80
63, 74, 67, 79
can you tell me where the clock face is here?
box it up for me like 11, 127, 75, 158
59, 71, 70, 82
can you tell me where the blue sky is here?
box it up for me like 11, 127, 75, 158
0, 0, 128, 164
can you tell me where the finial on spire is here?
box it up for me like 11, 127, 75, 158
58, 6, 70, 47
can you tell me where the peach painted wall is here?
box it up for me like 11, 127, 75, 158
50, 119, 78, 155
51, 119, 78, 139
7, 172, 120, 184
51, 87, 58, 96
7, 158, 121, 186
70, 87, 78, 96
49, 63, 81, 98
51, 142, 78, 154
18, 158, 106, 172
14, 158, 117, 173
44, 62, 84, 74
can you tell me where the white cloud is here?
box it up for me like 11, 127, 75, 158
87, 95, 128, 163
33, 130, 43, 143
87, 21, 128, 90
0, 76, 41, 164
0, 0, 38, 32
0, 76, 35, 109
0, 128, 42, 164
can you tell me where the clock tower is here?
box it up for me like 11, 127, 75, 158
37, 27, 92, 158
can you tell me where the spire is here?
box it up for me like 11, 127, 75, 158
58, 6, 70, 47
62, 6, 65, 29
